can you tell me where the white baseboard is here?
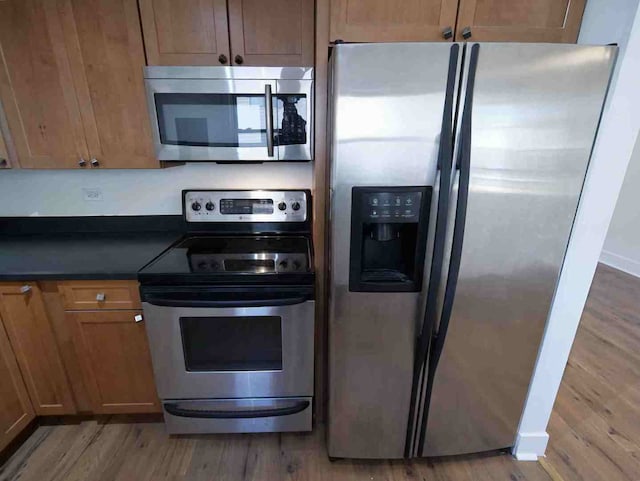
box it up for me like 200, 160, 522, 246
512, 432, 549, 461
600, 250, 640, 278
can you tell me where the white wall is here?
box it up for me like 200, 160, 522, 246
0, 163, 312, 216
601, 136, 640, 276
580, 0, 640, 277
514, 0, 640, 460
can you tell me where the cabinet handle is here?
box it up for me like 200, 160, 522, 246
20, 285, 32, 294
218, 54, 228, 64
234, 55, 244, 65
78, 158, 87, 167
442, 27, 453, 40
462, 27, 472, 40
96, 292, 106, 302
91, 158, 99, 167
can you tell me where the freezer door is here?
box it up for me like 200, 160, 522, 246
328, 42, 461, 459
420, 43, 616, 457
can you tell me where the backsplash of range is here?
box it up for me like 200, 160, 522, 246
144, 67, 313, 162
139, 190, 314, 434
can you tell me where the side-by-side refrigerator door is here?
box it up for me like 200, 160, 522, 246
419, 43, 616, 457
327, 42, 461, 459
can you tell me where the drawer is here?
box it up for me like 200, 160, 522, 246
161, 397, 312, 434
59, 281, 141, 310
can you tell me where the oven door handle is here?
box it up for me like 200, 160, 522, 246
143, 294, 311, 308
164, 400, 310, 419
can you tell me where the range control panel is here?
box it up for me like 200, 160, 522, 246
184, 190, 307, 223
363, 191, 422, 222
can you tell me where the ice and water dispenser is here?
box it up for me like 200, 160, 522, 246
349, 187, 431, 292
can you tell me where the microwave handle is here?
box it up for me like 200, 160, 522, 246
265, 84, 275, 157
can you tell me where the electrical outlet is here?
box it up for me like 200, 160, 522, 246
83, 188, 103, 201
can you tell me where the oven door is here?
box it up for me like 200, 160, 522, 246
145, 78, 278, 161
142, 286, 314, 399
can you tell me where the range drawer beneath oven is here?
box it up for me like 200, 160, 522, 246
162, 397, 312, 434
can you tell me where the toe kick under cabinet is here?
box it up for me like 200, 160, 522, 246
0, 280, 161, 422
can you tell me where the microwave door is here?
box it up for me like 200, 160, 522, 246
145, 78, 278, 162
275, 79, 313, 161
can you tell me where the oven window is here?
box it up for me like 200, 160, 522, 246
154, 93, 267, 148
180, 316, 282, 371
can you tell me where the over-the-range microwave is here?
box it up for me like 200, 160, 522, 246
144, 67, 313, 162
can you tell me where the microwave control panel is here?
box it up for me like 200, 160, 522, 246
184, 190, 307, 223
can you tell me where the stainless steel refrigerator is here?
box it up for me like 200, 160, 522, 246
327, 42, 616, 459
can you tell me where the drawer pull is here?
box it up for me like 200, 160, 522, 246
20, 285, 31, 294
96, 292, 106, 302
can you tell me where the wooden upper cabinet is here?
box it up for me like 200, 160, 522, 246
329, 0, 459, 43
0, 283, 75, 416
68, 310, 161, 414
64, 0, 157, 168
0, 0, 89, 169
0, 126, 10, 169
139, 0, 230, 65
0, 315, 35, 452
455, 0, 587, 43
228, 0, 314, 66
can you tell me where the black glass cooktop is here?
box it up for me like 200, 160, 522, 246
140, 235, 312, 280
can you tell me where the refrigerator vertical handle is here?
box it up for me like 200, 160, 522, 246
404, 43, 460, 457
416, 43, 480, 454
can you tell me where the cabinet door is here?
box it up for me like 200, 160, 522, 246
63, 0, 157, 168
329, 0, 458, 43
0, 125, 10, 169
228, 0, 314, 66
0, 314, 35, 452
0, 283, 76, 415
68, 310, 161, 414
0, 0, 89, 169
455, 0, 587, 43
139, 0, 230, 66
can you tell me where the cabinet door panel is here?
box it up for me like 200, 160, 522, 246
228, 0, 314, 66
330, 0, 458, 43
0, 316, 35, 452
0, 124, 10, 169
0, 283, 75, 415
69, 310, 161, 414
0, 0, 88, 169
456, 0, 586, 42
140, 0, 230, 66
64, 0, 157, 168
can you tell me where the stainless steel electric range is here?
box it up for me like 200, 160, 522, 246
138, 190, 314, 434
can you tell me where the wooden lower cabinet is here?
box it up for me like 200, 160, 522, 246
67, 309, 161, 414
0, 283, 76, 415
0, 315, 35, 452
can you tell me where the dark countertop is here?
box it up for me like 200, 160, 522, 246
0, 216, 184, 281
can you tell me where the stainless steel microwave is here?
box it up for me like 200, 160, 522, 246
144, 67, 313, 162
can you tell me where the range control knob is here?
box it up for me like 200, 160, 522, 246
279, 260, 288, 270
291, 201, 301, 211
292, 260, 301, 271
278, 202, 287, 211
197, 261, 208, 270
205, 202, 215, 211
191, 202, 202, 211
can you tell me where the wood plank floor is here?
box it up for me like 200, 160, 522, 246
0, 263, 638, 481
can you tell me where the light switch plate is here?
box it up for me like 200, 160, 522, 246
83, 188, 103, 201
